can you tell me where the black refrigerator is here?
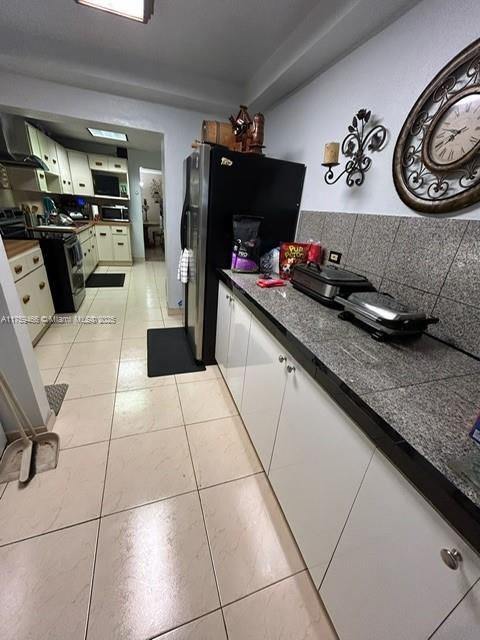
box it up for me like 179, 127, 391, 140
181, 143, 306, 365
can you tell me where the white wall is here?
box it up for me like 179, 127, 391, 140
0, 71, 219, 306
128, 151, 163, 260
266, 0, 480, 220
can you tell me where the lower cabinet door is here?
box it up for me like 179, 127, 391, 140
95, 228, 114, 262
32, 266, 55, 320
15, 274, 41, 341
91, 238, 98, 270
430, 579, 480, 639
225, 297, 251, 408
269, 360, 375, 588
113, 236, 131, 262
215, 282, 232, 378
241, 316, 288, 470
320, 450, 480, 640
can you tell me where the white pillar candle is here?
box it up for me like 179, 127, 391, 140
324, 142, 340, 164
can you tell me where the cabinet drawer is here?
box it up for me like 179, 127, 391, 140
26, 248, 43, 272
108, 157, 128, 173
113, 237, 131, 262
88, 154, 111, 171
10, 255, 28, 282
73, 179, 94, 197
111, 226, 128, 236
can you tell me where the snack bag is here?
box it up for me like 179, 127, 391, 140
231, 216, 263, 273
279, 242, 310, 279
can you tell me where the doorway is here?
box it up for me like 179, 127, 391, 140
140, 167, 164, 262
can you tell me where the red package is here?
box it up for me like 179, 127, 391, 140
256, 279, 286, 288
279, 242, 310, 279
307, 242, 323, 264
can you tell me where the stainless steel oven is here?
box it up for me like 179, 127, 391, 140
100, 205, 129, 222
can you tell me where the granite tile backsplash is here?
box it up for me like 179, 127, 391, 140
295, 210, 479, 358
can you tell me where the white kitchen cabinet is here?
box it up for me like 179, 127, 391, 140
56, 144, 73, 194
215, 281, 232, 378
15, 275, 41, 341
68, 150, 94, 197
31, 265, 55, 320
107, 157, 128, 173
25, 123, 48, 192
241, 316, 289, 470
90, 234, 98, 270
95, 226, 114, 262
112, 235, 131, 262
11, 248, 54, 344
430, 579, 480, 639
88, 154, 111, 171
225, 296, 251, 407
37, 129, 59, 176
81, 237, 94, 279
269, 357, 375, 588
320, 450, 480, 640
7, 165, 48, 193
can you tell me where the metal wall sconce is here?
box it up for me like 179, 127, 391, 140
322, 109, 387, 187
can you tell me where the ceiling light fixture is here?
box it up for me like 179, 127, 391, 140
88, 128, 129, 142
75, 0, 154, 23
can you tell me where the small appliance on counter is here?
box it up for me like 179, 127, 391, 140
291, 263, 375, 306
100, 204, 129, 221
335, 291, 439, 340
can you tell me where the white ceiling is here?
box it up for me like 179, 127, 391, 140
29, 116, 164, 152
0, 0, 420, 114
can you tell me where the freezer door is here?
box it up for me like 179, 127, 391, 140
185, 145, 210, 361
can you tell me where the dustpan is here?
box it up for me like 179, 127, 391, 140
0, 372, 60, 485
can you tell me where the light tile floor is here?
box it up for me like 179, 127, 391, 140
0, 260, 337, 639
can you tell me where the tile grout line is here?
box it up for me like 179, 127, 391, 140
83, 277, 127, 640
179, 376, 230, 640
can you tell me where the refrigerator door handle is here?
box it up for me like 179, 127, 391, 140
180, 196, 189, 251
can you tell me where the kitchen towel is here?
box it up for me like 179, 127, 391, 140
177, 249, 190, 284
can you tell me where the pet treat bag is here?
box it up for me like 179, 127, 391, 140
279, 242, 310, 279
231, 216, 263, 273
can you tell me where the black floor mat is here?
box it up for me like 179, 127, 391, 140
147, 328, 206, 377
86, 273, 125, 288
45, 384, 69, 415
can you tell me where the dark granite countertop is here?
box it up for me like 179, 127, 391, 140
220, 270, 480, 538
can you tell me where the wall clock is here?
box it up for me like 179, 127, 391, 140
393, 39, 480, 213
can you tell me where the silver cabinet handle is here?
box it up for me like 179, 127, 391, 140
287, 365, 296, 374
441, 548, 463, 570
278, 355, 287, 363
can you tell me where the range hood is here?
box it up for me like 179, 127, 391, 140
0, 114, 49, 171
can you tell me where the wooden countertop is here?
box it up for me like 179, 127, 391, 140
27, 220, 130, 236
95, 220, 130, 226
3, 239, 39, 259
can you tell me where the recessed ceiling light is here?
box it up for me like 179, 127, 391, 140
76, 0, 154, 23
88, 128, 129, 142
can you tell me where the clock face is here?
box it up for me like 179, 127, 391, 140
393, 37, 480, 213
428, 93, 480, 167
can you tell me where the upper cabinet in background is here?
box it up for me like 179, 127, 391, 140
55, 144, 73, 195
67, 150, 94, 197
7, 121, 130, 200
35, 128, 59, 176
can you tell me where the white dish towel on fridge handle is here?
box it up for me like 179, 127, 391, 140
177, 249, 189, 284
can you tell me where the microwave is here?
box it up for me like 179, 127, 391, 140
92, 171, 128, 198
100, 205, 129, 221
